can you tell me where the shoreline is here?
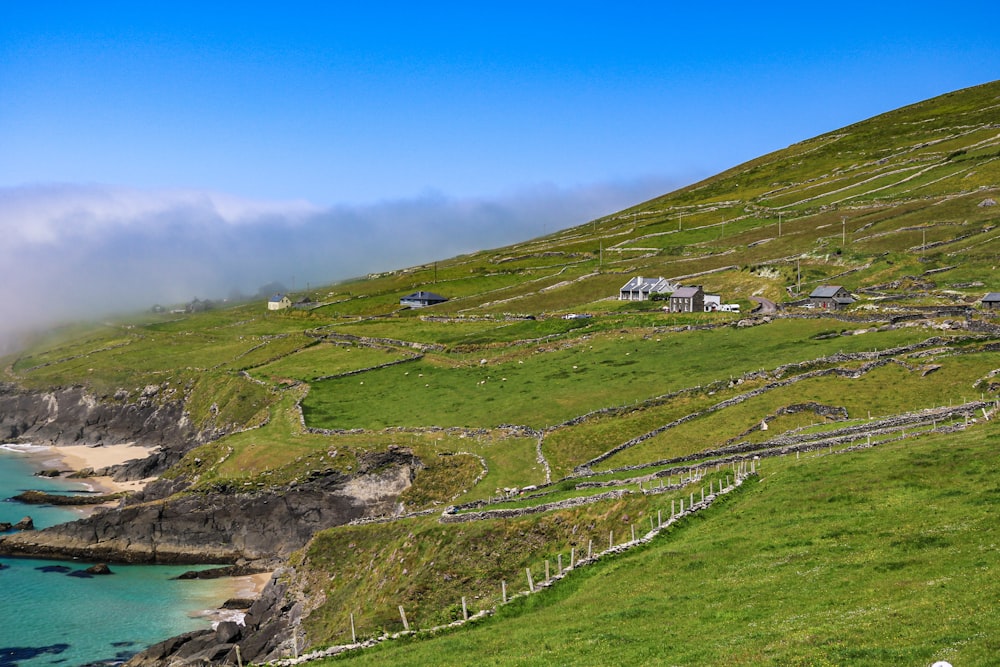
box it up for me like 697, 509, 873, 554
200, 571, 274, 627
12, 441, 159, 495
3, 442, 275, 634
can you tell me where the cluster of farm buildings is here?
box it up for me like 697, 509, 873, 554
617, 276, 740, 312
265, 281, 1000, 314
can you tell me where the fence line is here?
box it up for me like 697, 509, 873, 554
266, 464, 758, 666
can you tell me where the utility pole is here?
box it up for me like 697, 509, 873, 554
678, 211, 682, 231
778, 212, 782, 237
797, 258, 801, 295
842, 216, 847, 246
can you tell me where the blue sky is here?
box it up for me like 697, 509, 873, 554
0, 1, 997, 340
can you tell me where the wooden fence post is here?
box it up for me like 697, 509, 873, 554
545, 559, 550, 581
462, 596, 468, 621
526, 568, 535, 592
350, 612, 356, 643
558, 553, 563, 575
658, 509, 662, 527
588, 539, 593, 559
399, 605, 409, 631
609, 530, 614, 549
502, 579, 507, 603
570, 547, 575, 568
631, 524, 636, 542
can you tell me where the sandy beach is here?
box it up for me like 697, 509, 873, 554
200, 571, 275, 627
43, 443, 159, 493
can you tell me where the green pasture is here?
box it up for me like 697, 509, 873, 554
301, 321, 945, 431
249, 342, 415, 383
321, 421, 1000, 666
597, 349, 1000, 470
295, 473, 726, 647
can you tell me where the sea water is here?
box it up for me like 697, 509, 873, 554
0, 446, 226, 667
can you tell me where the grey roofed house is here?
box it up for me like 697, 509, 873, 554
619, 276, 677, 301
808, 285, 855, 310
400, 291, 448, 308
669, 285, 704, 313
982, 292, 1000, 310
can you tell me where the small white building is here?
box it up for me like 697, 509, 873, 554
704, 294, 721, 311
268, 294, 292, 311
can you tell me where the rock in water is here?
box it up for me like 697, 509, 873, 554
85, 563, 113, 575
13, 516, 34, 530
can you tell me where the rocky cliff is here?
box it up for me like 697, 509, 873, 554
0, 382, 220, 480
126, 569, 300, 666
0, 448, 420, 564
0, 382, 200, 444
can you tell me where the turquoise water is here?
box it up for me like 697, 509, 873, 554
0, 446, 226, 667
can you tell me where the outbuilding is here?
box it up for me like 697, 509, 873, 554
808, 285, 855, 310
400, 291, 448, 308
982, 292, 1000, 310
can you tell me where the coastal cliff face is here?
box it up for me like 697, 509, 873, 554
0, 383, 422, 665
0, 448, 420, 564
0, 382, 201, 449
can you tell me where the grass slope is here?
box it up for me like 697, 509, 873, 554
321, 423, 1000, 666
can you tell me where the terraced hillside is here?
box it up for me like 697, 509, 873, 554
2, 81, 999, 665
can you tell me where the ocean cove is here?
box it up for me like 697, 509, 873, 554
0, 446, 228, 667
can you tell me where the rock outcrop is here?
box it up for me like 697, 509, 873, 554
0, 448, 420, 564
0, 384, 204, 471
126, 571, 297, 666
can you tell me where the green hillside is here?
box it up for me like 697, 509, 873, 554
3, 80, 1000, 665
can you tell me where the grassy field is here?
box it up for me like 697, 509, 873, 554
300, 322, 940, 431
315, 422, 1000, 666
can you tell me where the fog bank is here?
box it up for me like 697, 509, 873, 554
0, 178, 678, 350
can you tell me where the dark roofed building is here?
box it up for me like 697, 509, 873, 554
400, 291, 448, 308
982, 292, 1000, 310
669, 285, 704, 313
809, 285, 855, 310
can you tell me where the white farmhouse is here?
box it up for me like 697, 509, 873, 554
619, 276, 678, 301
268, 294, 292, 311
